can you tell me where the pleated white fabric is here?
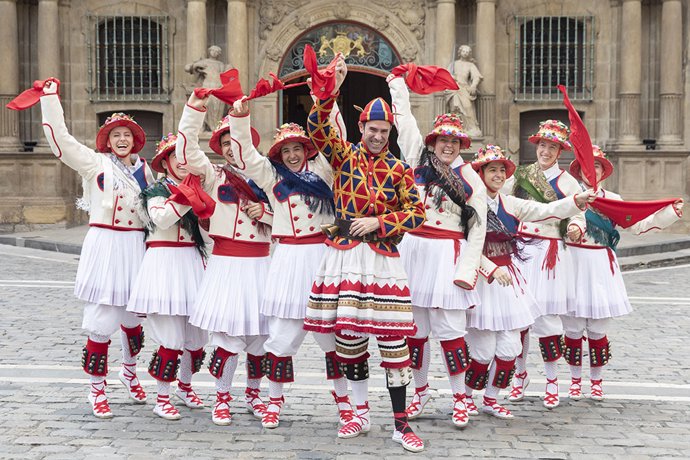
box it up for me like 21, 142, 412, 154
467, 263, 541, 331
74, 226, 145, 306
189, 254, 269, 336
398, 234, 480, 310
513, 238, 573, 316
566, 246, 632, 319
127, 246, 205, 316
261, 242, 327, 319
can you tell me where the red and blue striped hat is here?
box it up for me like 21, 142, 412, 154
357, 97, 395, 123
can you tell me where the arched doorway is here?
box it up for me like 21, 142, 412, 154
278, 21, 402, 156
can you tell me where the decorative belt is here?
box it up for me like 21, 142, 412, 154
320, 218, 389, 243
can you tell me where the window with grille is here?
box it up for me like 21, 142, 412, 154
87, 15, 170, 102
514, 16, 594, 102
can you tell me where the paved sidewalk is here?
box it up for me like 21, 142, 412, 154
1, 225, 689, 270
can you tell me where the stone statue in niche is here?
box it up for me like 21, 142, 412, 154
185, 45, 228, 132
446, 45, 483, 138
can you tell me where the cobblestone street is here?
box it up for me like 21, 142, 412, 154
0, 244, 689, 459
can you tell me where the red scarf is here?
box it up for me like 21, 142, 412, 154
167, 174, 216, 219
391, 63, 458, 94
7, 78, 61, 110
590, 197, 678, 229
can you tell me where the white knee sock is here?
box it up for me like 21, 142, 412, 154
570, 364, 582, 379
332, 377, 348, 397
515, 330, 530, 374
350, 379, 369, 407
157, 381, 171, 398
544, 361, 558, 380
215, 354, 238, 393
178, 350, 193, 386
268, 379, 284, 399
247, 378, 261, 390
590, 366, 603, 381
448, 372, 465, 395
484, 363, 499, 399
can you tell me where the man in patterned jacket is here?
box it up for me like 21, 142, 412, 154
303, 57, 427, 452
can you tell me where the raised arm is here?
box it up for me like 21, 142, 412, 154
229, 100, 276, 192
388, 75, 424, 167
40, 89, 101, 179
307, 97, 348, 168
176, 94, 216, 190
506, 191, 591, 224
630, 203, 683, 235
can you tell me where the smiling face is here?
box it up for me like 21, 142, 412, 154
220, 132, 237, 166
433, 135, 462, 165
536, 139, 562, 170
106, 126, 134, 158
280, 141, 306, 172
162, 153, 188, 181
358, 120, 391, 154
482, 161, 507, 197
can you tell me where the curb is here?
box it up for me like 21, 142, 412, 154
616, 238, 690, 258
0, 236, 82, 255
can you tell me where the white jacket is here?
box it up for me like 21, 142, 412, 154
389, 76, 488, 289
176, 104, 272, 244
41, 94, 154, 231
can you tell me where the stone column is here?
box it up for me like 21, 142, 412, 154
0, 0, 20, 151
435, 0, 456, 68
658, 0, 683, 145
434, 0, 456, 121
475, 0, 496, 139
617, 0, 642, 145
227, 0, 248, 89
37, 0, 60, 78
186, 0, 208, 64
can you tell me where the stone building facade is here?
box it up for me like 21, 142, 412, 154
1, 0, 688, 231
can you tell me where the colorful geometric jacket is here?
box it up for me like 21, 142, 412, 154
307, 97, 426, 256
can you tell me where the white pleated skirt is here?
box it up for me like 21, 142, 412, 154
261, 242, 327, 320
566, 246, 632, 319
189, 253, 269, 336
398, 234, 480, 310
127, 246, 205, 316
74, 226, 146, 307
467, 263, 542, 332
513, 238, 573, 316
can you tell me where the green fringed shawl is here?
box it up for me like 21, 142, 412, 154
512, 163, 569, 238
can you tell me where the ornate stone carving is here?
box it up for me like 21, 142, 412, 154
372, 0, 425, 39
294, 14, 311, 30
374, 14, 389, 31
259, 0, 307, 40
333, 3, 351, 19
265, 44, 282, 62
400, 45, 418, 63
